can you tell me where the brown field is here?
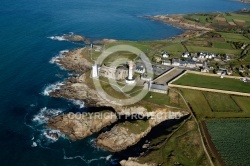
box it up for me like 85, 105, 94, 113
215, 17, 226, 22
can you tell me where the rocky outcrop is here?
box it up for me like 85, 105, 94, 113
96, 109, 189, 152
120, 158, 155, 166
49, 74, 117, 107
47, 111, 117, 141
63, 33, 91, 44
56, 48, 92, 72
149, 15, 213, 31
48, 44, 190, 153
96, 120, 151, 152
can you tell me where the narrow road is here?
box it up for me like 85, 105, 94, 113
170, 87, 215, 166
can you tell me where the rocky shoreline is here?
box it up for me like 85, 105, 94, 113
63, 33, 91, 44
148, 15, 213, 31
48, 111, 117, 141
46, 45, 189, 159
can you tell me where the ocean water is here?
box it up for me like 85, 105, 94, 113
0, 0, 249, 165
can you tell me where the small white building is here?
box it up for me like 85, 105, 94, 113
149, 83, 168, 94
172, 59, 180, 66
135, 65, 145, 74
162, 60, 171, 66
92, 64, 99, 78
162, 52, 170, 58
182, 52, 190, 58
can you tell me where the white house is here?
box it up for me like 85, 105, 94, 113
182, 52, 190, 58
162, 52, 170, 58
172, 59, 180, 66
135, 65, 145, 74
162, 60, 171, 66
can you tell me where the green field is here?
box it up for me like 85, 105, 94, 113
206, 119, 250, 166
162, 43, 186, 57
203, 92, 241, 112
232, 96, 250, 112
180, 89, 250, 118
138, 118, 209, 166
213, 42, 232, 49
103, 51, 138, 64
186, 45, 241, 55
143, 92, 170, 106
181, 89, 212, 119
219, 32, 250, 43
174, 73, 250, 93
119, 120, 150, 134
223, 13, 250, 23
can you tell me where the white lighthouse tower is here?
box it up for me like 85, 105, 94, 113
125, 61, 135, 84
92, 63, 98, 78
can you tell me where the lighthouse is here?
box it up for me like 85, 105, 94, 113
125, 61, 135, 84
92, 64, 98, 78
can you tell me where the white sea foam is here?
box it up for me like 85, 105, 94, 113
31, 141, 37, 147
70, 99, 85, 108
32, 107, 63, 124
49, 49, 69, 64
105, 155, 112, 161
43, 129, 61, 142
30, 103, 36, 107
47, 36, 67, 41
42, 82, 64, 96
87, 155, 112, 164
87, 138, 97, 149
63, 150, 112, 164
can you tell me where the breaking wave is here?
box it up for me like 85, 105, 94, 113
43, 129, 62, 142
47, 36, 67, 41
42, 82, 64, 96
63, 149, 112, 164
49, 50, 69, 64
70, 99, 85, 108
32, 107, 63, 124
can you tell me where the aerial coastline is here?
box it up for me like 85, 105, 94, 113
45, 9, 250, 166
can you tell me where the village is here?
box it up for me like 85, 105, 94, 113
91, 46, 250, 97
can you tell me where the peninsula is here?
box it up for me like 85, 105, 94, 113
46, 9, 250, 166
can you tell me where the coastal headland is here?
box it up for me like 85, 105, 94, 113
46, 9, 250, 166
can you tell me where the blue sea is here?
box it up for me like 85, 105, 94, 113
0, 0, 249, 165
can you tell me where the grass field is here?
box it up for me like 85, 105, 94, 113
143, 90, 186, 108
180, 89, 250, 118
138, 118, 209, 166
212, 42, 232, 49
219, 32, 250, 43
105, 41, 153, 53
186, 45, 241, 55
102, 51, 138, 64
206, 119, 250, 166
119, 120, 150, 134
203, 92, 241, 112
143, 92, 170, 106
181, 89, 213, 119
162, 43, 186, 57
232, 96, 250, 112
173, 73, 250, 93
